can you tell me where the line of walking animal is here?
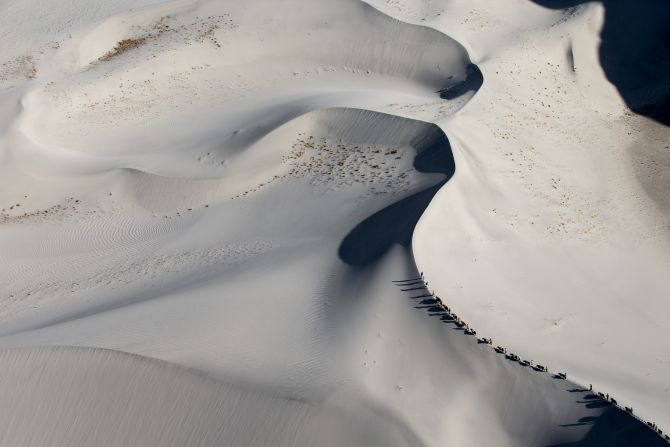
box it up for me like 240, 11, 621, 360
595, 390, 666, 440
402, 274, 669, 443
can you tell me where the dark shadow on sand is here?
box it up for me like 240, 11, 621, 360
559, 416, 599, 427
530, 0, 670, 125
338, 132, 455, 266
439, 64, 484, 100
548, 406, 667, 446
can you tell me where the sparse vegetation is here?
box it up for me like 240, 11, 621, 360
229, 133, 412, 200
0, 55, 37, 82
99, 38, 146, 61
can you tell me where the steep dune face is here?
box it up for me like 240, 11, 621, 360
409, 0, 670, 432
0, 0, 667, 445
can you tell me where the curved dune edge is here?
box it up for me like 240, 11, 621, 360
105, 107, 451, 212
1, 0, 667, 446
0, 107, 451, 338
409, 0, 670, 437
0, 346, 423, 447
11, 0, 476, 180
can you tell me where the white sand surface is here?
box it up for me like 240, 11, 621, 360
409, 0, 670, 430
0, 0, 668, 445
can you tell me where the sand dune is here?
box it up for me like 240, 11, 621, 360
412, 0, 670, 431
0, 0, 668, 445
0, 346, 423, 447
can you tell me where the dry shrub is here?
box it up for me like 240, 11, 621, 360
100, 38, 145, 61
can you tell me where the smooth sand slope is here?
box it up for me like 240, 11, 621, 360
403, 0, 670, 432
0, 346, 428, 447
0, 0, 667, 445
0, 346, 661, 447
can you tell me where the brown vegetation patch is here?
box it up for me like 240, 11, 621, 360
100, 38, 146, 61
0, 55, 37, 82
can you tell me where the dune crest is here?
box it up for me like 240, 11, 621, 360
0, 0, 668, 445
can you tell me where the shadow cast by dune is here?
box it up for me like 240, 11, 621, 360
338, 183, 444, 265
339, 131, 455, 266
439, 64, 484, 100
530, 0, 670, 126
548, 406, 667, 446
547, 386, 668, 446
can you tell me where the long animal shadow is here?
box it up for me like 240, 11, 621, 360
338, 133, 455, 266
530, 0, 670, 126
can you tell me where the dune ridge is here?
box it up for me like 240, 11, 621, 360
0, 0, 668, 445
